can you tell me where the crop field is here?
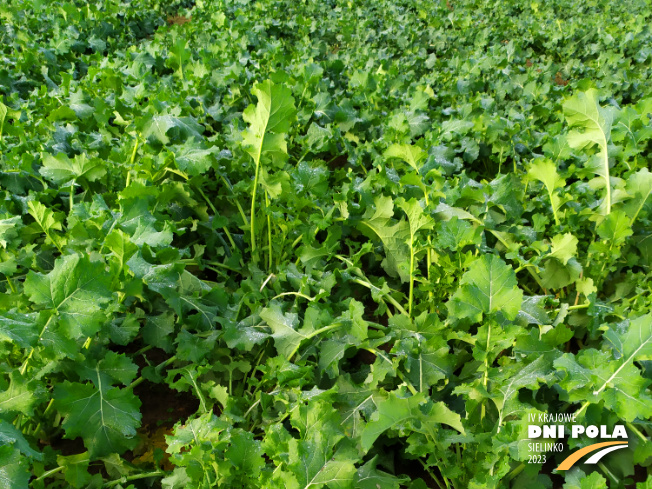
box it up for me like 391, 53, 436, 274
2, 0, 652, 487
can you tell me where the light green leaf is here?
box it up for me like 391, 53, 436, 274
576, 277, 597, 297
361, 392, 463, 452
24, 254, 113, 338
260, 305, 310, 358
56, 452, 91, 488
385, 144, 426, 173
548, 233, 578, 265
0, 101, 6, 139
0, 216, 21, 249
172, 139, 220, 176
448, 255, 523, 322
0, 372, 45, 416
528, 159, 565, 225
562, 468, 608, 489
623, 168, 652, 225
596, 210, 633, 245
555, 349, 652, 422
143, 115, 203, 145
27, 201, 63, 250
563, 89, 616, 213
241, 79, 296, 168
360, 195, 411, 282
40, 152, 106, 184
397, 198, 434, 240
288, 437, 355, 489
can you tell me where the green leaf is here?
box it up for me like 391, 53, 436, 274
241, 79, 296, 260
562, 468, 608, 489
355, 456, 407, 489
385, 144, 426, 173
548, 233, 578, 265
260, 305, 310, 358
53, 380, 141, 457
0, 311, 39, 348
448, 255, 523, 322
0, 372, 45, 416
0, 419, 42, 459
0, 216, 21, 249
606, 313, 652, 362
27, 201, 63, 250
624, 168, 652, 224
40, 152, 106, 185
241, 79, 297, 168
638, 474, 652, 489
490, 354, 557, 426
0, 101, 6, 139
397, 198, 434, 240
435, 217, 482, 251
361, 392, 463, 452
172, 139, 220, 177
0, 446, 30, 489
142, 114, 204, 145
596, 210, 633, 245
24, 255, 113, 338
528, 158, 565, 225
360, 195, 411, 282
105, 229, 137, 268
78, 351, 139, 387
556, 314, 652, 422
225, 431, 265, 474
56, 452, 91, 488
563, 89, 615, 213
142, 311, 176, 353
165, 412, 227, 456
540, 257, 582, 290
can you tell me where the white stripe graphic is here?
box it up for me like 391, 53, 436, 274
584, 444, 628, 464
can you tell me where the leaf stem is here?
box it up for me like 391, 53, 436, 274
103, 471, 164, 488
265, 191, 272, 270
627, 422, 648, 443
505, 462, 525, 482
19, 314, 54, 374
598, 461, 619, 485
219, 175, 249, 226
288, 323, 342, 360
69, 180, 75, 213
352, 278, 408, 316
271, 291, 315, 301
575, 400, 591, 418
126, 355, 177, 391
418, 459, 446, 489
203, 260, 241, 273
125, 136, 139, 187
31, 466, 65, 484
408, 241, 415, 318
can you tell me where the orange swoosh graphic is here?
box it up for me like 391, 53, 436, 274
556, 441, 628, 470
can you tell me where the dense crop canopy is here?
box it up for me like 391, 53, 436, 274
2, 0, 652, 488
